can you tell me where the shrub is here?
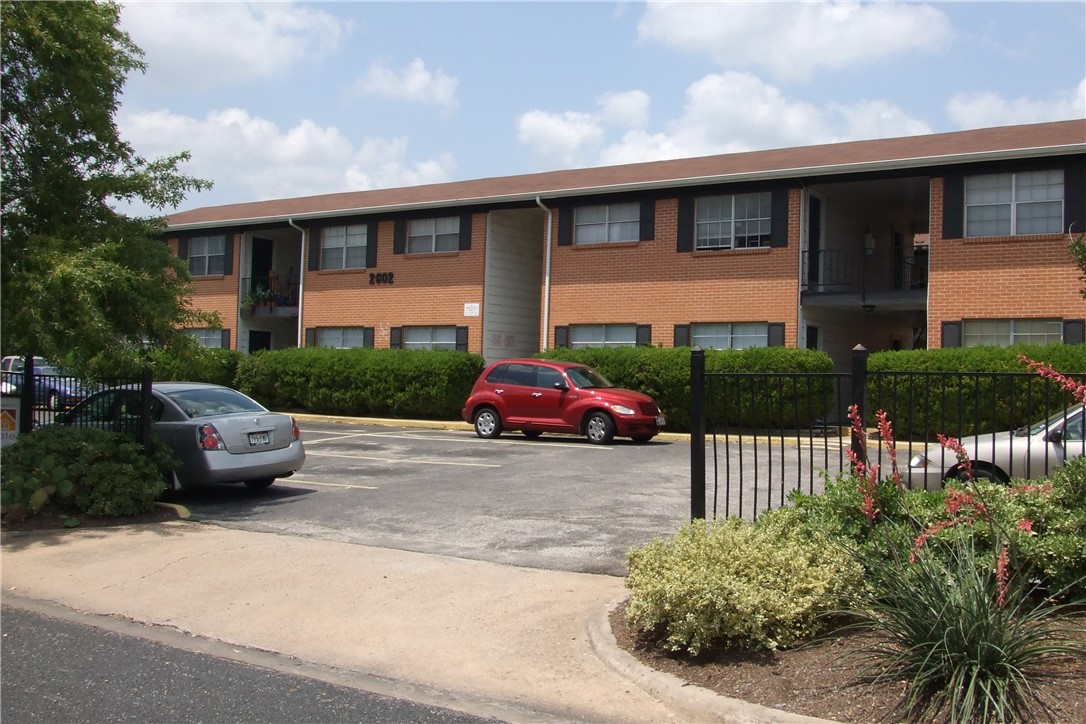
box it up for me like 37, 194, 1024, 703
1, 426, 169, 519
624, 516, 862, 654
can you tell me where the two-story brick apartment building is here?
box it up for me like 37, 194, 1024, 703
166, 119, 1086, 369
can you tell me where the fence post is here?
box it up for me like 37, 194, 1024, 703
18, 355, 35, 434
140, 364, 154, 455
850, 344, 869, 463
690, 347, 706, 520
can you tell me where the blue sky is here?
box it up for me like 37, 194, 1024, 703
116, 1, 1086, 216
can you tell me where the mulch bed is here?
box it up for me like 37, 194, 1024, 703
1, 505, 182, 532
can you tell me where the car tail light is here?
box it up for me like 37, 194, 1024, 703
197, 423, 225, 451
291, 416, 301, 441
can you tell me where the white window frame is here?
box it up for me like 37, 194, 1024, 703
962, 318, 1063, 347
569, 324, 636, 349
317, 327, 367, 349
188, 328, 224, 349
965, 170, 1063, 237
403, 326, 457, 350
321, 224, 367, 270
188, 235, 226, 276
691, 322, 770, 350
695, 192, 772, 250
574, 203, 640, 245
407, 217, 459, 254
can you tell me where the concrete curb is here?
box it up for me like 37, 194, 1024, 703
588, 597, 837, 724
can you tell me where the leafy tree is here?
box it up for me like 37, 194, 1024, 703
1069, 231, 1086, 299
1, 1, 216, 372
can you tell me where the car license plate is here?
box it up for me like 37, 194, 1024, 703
656, 415, 666, 426
248, 432, 270, 446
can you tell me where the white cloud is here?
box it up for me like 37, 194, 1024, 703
638, 1, 953, 82
120, 2, 347, 88
118, 107, 455, 208
516, 90, 650, 167
947, 78, 1086, 129
522, 72, 932, 168
597, 90, 651, 128
351, 58, 459, 113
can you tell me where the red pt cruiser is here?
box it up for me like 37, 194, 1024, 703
461, 359, 666, 444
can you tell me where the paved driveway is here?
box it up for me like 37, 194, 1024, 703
169, 421, 694, 576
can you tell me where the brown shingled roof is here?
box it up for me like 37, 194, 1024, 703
166, 119, 1085, 229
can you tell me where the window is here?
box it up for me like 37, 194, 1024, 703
321, 224, 367, 270
403, 326, 458, 350
691, 322, 769, 350
570, 324, 636, 348
318, 327, 369, 349
188, 328, 224, 349
965, 170, 1063, 237
696, 192, 772, 249
963, 319, 1063, 347
188, 235, 226, 276
408, 217, 459, 254
574, 203, 639, 244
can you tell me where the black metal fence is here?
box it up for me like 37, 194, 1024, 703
690, 347, 1086, 521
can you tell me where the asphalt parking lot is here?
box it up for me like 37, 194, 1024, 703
170, 420, 695, 576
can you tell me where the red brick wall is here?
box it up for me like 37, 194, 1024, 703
928, 178, 1086, 346
544, 192, 801, 348
167, 235, 241, 343
301, 214, 487, 352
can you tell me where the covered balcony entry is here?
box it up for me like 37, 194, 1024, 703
237, 226, 304, 353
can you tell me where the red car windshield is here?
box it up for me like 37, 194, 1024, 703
566, 366, 614, 390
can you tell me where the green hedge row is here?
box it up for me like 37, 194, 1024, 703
537, 346, 835, 432
867, 345, 1086, 439
232, 347, 486, 419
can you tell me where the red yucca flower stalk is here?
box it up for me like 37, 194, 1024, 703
1018, 355, 1086, 404
846, 404, 881, 524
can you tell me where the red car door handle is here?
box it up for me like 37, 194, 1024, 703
495, 388, 504, 394
531, 392, 543, 397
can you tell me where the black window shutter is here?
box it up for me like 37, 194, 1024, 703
1064, 162, 1085, 235
639, 199, 655, 242
636, 324, 652, 346
363, 327, 375, 348
554, 326, 569, 348
393, 220, 406, 254
769, 189, 789, 247
221, 329, 231, 349
557, 207, 574, 246
366, 222, 378, 268
943, 175, 964, 239
942, 321, 962, 348
677, 195, 694, 253
673, 324, 690, 348
455, 326, 469, 352
390, 327, 403, 348
459, 212, 473, 251
177, 237, 189, 260
767, 322, 785, 347
223, 234, 234, 276
308, 227, 321, 271
1063, 319, 1085, 345
305, 328, 317, 347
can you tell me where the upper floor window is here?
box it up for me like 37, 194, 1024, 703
408, 217, 459, 254
691, 322, 769, 350
321, 224, 367, 270
696, 192, 772, 249
575, 203, 639, 244
188, 235, 226, 276
570, 324, 636, 348
318, 327, 370, 349
965, 170, 1063, 237
963, 318, 1062, 347
404, 325, 458, 350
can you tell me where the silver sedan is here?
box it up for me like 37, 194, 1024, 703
906, 406, 1085, 488
58, 382, 305, 490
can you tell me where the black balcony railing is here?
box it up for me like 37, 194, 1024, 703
241, 274, 299, 309
802, 250, 927, 294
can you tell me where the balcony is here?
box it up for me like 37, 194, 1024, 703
241, 274, 299, 318
801, 249, 927, 309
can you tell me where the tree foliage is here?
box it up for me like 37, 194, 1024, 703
1, 1, 216, 371
1069, 231, 1086, 300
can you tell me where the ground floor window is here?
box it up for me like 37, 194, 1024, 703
403, 326, 458, 350
963, 318, 1062, 346
570, 324, 637, 348
318, 327, 370, 349
188, 328, 225, 349
691, 322, 769, 350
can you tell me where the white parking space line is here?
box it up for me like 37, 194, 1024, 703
365, 431, 614, 449
284, 478, 378, 490
305, 450, 501, 468
300, 431, 382, 445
